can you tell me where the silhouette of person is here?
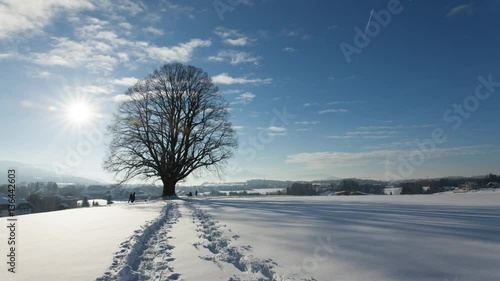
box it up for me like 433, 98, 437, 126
128, 192, 133, 203
195, 190, 198, 197
131, 192, 136, 203
188, 192, 193, 197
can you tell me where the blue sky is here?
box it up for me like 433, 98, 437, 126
1, 0, 500, 184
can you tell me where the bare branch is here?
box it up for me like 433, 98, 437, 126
103, 63, 238, 196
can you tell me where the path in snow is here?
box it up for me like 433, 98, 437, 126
187, 201, 315, 281
98, 200, 314, 281
97, 202, 181, 281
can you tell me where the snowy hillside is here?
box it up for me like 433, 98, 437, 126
1, 192, 500, 280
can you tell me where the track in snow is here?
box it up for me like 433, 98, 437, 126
97, 202, 180, 281
97, 200, 315, 281
187, 201, 313, 281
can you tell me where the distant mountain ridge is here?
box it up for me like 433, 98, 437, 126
0, 160, 101, 185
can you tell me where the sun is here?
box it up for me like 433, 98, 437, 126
66, 101, 93, 125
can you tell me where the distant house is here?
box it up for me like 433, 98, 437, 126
487, 182, 500, 188
466, 182, 479, 191
0, 194, 34, 217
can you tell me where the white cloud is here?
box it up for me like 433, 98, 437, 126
33, 37, 118, 73
142, 26, 164, 36
232, 92, 255, 105
269, 132, 287, 137
447, 4, 475, 17
28, 69, 52, 78
359, 124, 435, 130
328, 101, 363, 105
286, 145, 493, 170
328, 131, 396, 140
0, 53, 14, 59
147, 39, 211, 62
214, 27, 243, 39
112, 94, 133, 102
0, 0, 94, 39
160, 1, 197, 19
212, 73, 272, 85
283, 47, 297, 52
268, 126, 286, 133
224, 37, 251, 46
221, 89, 242, 95
214, 27, 254, 46
96, 0, 146, 16
208, 50, 260, 65
257, 126, 287, 137
284, 30, 299, 37
64, 84, 114, 96
111, 77, 139, 86
118, 22, 133, 30
281, 28, 310, 40
295, 121, 319, 125
32, 32, 210, 73
327, 136, 354, 139
347, 131, 396, 135
318, 109, 349, 114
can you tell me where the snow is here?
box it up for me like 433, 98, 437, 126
1, 193, 500, 280
217, 188, 285, 195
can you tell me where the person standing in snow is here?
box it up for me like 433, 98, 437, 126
128, 192, 133, 203
195, 190, 198, 197
131, 192, 136, 203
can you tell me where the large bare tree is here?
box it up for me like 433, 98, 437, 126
103, 63, 238, 197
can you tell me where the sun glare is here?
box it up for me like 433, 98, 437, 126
66, 102, 93, 125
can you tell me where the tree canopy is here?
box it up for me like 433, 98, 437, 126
103, 63, 238, 196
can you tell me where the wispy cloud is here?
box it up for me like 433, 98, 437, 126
286, 145, 494, 170
447, 4, 475, 17
258, 126, 287, 137
295, 121, 319, 125
221, 89, 243, 95
318, 109, 349, 114
146, 39, 212, 62
231, 92, 256, 105
328, 101, 363, 105
282, 47, 297, 52
0, 0, 94, 39
281, 28, 311, 40
358, 124, 435, 130
208, 50, 260, 65
64, 84, 114, 96
214, 27, 255, 46
110, 77, 139, 87
32, 36, 211, 73
347, 131, 397, 136
365, 9, 374, 33
160, 1, 197, 19
28, 15, 211, 74
142, 26, 164, 36
212, 73, 272, 85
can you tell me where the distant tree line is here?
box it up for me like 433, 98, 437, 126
399, 173, 499, 194
286, 183, 319, 196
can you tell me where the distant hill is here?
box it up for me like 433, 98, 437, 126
0, 160, 101, 185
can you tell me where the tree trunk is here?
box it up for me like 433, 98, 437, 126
162, 178, 177, 197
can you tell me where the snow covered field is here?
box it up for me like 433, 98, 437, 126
217, 188, 285, 195
1, 192, 500, 280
